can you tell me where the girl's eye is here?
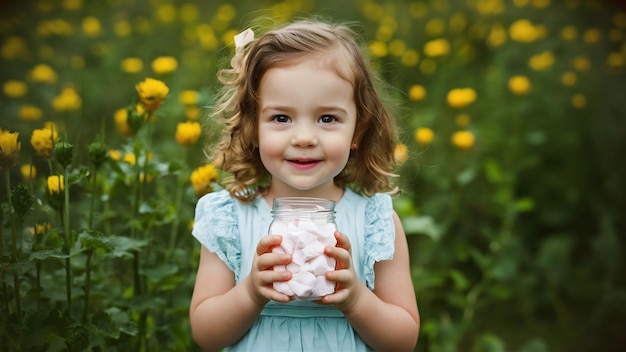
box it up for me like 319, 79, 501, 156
272, 115, 290, 123
319, 115, 337, 124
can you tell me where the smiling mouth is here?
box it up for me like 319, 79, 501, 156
290, 159, 318, 165
287, 159, 321, 169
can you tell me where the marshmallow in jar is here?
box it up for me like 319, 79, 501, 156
269, 197, 337, 300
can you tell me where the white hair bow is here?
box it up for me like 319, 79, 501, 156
230, 28, 254, 72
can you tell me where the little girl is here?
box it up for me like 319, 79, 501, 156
190, 19, 419, 351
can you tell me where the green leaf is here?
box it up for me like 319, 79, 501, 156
30, 248, 68, 261
515, 197, 535, 212
91, 307, 138, 339
78, 230, 112, 252
402, 215, 441, 241
457, 167, 476, 185
484, 158, 502, 183
473, 332, 506, 352
107, 236, 149, 259
490, 256, 518, 282
519, 338, 549, 352
449, 269, 469, 290
537, 235, 574, 285
144, 264, 179, 284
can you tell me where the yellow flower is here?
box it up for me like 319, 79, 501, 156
389, 39, 406, 57
561, 71, 577, 86
190, 163, 218, 197
394, 144, 409, 163
108, 150, 122, 160
420, 59, 437, 74
31, 126, 58, 158
425, 18, 446, 36
508, 75, 531, 95
197, 24, 218, 50
2, 80, 27, 97
180, 3, 199, 23
509, 19, 539, 42
560, 26, 577, 41
216, 4, 236, 23
29, 223, 51, 236
114, 20, 132, 37
401, 50, 419, 67
52, 86, 81, 112
175, 121, 202, 145
0, 129, 21, 174
408, 85, 426, 101
583, 28, 602, 44
82, 16, 102, 37
47, 175, 64, 194
446, 88, 477, 109
151, 56, 178, 75
114, 108, 134, 136
532, 0, 551, 9
414, 127, 434, 145
31, 64, 58, 83
179, 90, 199, 105
186, 106, 200, 120
368, 41, 388, 58
571, 94, 586, 109
121, 57, 143, 73
455, 113, 470, 127
488, 24, 507, 47
19, 105, 43, 121
423, 38, 450, 57
156, 4, 177, 23
62, 0, 82, 10
451, 131, 475, 150
123, 153, 136, 165
1, 36, 29, 60
136, 78, 169, 112
20, 163, 37, 181
529, 51, 554, 70
71, 56, 84, 69
607, 52, 625, 68
573, 56, 591, 72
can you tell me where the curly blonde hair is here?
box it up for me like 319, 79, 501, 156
208, 19, 399, 202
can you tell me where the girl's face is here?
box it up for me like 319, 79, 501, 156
257, 57, 356, 200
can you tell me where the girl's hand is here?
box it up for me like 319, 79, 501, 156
321, 231, 364, 312
245, 235, 292, 306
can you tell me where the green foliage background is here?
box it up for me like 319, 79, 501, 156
1, 0, 625, 351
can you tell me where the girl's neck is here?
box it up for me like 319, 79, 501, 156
262, 184, 344, 203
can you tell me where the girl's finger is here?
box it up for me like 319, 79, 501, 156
325, 268, 350, 284
334, 231, 352, 253
256, 234, 283, 255
256, 252, 291, 270
325, 245, 351, 270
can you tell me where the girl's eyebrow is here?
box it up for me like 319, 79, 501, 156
261, 104, 349, 115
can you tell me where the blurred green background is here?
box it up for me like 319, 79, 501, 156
1, 0, 625, 351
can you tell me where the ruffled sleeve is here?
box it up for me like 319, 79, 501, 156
363, 193, 395, 290
192, 190, 241, 281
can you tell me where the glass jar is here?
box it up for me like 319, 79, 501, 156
268, 197, 337, 300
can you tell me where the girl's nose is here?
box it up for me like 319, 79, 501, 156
290, 123, 318, 147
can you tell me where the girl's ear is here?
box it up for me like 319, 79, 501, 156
350, 143, 358, 151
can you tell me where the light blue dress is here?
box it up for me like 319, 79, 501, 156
192, 188, 396, 351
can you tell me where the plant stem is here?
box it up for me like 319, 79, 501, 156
62, 168, 72, 316
0, 189, 5, 317
167, 173, 184, 259
83, 164, 100, 324
36, 260, 41, 312
82, 249, 92, 324
5, 172, 21, 322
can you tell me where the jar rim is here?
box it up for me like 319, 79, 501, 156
271, 197, 336, 214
